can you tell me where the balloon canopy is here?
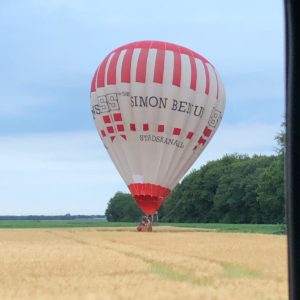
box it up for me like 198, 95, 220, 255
90, 41, 225, 214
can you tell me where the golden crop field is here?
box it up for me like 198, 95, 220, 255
0, 227, 287, 300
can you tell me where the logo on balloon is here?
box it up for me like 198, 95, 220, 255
208, 108, 222, 128
91, 93, 120, 119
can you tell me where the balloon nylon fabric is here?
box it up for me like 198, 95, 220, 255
90, 41, 225, 214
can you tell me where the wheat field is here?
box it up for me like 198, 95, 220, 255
0, 227, 287, 300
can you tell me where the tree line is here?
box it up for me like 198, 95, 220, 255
105, 130, 284, 224
0, 214, 105, 221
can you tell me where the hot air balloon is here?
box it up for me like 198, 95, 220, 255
90, 41, 225, 216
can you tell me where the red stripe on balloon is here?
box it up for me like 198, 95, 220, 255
203, 62, 210, 95
172, 52, 181, 87
121, 48, 134, 83
189, 55, 197, 91
90, 67, 98, 93
153, 49, 165, 84
97, 54, 110, 88
107, 51, 121, 85
136, 40, 152, 49
94, 42, 216, 93
213, 68, 219, 99
136, 48, 149, 83
113, 41, 210, 65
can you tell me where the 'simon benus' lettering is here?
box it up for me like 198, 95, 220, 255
131, 96, 168, 109
130, 95, 205, 118
172, 99, 205, 117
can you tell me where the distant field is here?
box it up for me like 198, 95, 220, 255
0, 219, 285, 234
0, 228, 287, 300
0, 220, 136, 229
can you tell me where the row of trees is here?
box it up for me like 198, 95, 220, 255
159, 154, 284, 223
0, 214, 105, 220
105, 130, 284, 224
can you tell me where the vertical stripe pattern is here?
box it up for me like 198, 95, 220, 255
153, 49, 165, 84
172, 51, 182, 87
121, 48, 134, 83
107, 51, 121, 85
136, 48, 149, 83
96, 54, 110, 88
92, 41, 216, 98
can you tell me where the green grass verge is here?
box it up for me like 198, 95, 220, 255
0, 219, 286, 234
0, 220, 136, 229
161, 223, 286, 234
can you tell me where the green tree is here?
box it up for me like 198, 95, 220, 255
214, 155, 275, 223
160, 154, 279, 224
256, 123, 285, 223
256, 157, 284, 223
105, 192, 141, 221
274, 122, 285, 155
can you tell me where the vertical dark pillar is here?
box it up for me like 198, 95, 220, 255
285, 1, 300, 299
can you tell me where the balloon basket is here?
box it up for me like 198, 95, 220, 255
136, 224, 153, 232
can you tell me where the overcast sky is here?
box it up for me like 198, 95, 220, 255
0, 0, 284, 215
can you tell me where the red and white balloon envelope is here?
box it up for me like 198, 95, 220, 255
90, 41, 225, 215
